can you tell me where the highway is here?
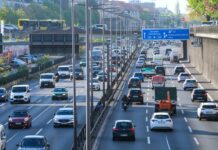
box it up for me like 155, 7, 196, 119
95, 44, 218, 150
0, 65, 106, 150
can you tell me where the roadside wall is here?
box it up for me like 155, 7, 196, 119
188, 26, 218, 87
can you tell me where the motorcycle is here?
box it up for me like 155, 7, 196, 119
122, 102, 128, 112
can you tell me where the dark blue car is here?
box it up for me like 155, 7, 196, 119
133, 72, 144, 82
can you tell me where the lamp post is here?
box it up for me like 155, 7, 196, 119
71, 0, 77, 150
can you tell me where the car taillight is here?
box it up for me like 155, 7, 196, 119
113, 128, 119, 131
129, 128, 135, 133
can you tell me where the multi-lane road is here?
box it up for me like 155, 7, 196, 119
1, 67, 105, 150
95, 44, 218, 150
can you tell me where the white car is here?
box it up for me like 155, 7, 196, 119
57, 65, 72, 79
197, 103, 218, 120
177, 73, 191, 82
90, 78, 101, 91
0, 124, 6, 150
136, 60, 144, 68
10, 85, 31, 104
39, 73, 56, 88
183, 79, 197, 90
150, 112, 173, 131
53, 108, 74, 127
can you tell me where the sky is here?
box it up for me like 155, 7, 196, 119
121, 0, 188, 14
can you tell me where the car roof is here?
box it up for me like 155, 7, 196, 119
13, 109, 28, 112
58, 65, 72, 68
0, 87, 6, 90
41, 73, 54, 75
24, 135, 45, 139
201, 102, 217, 106
115, 120, 132, 123
12, 85, 29, 88
153, 112, 170, 116
185, 79, 196, 81
58, 107, 73, 111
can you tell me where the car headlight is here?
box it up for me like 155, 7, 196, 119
24, 117, 29, 122
9, 118, 13, 122
53, 118, 58, 122
62, 93, 66, 96
52, 93, 56, 96
79, 73, 82, 75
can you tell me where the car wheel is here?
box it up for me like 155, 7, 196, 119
131, 136, 135, 141
98, 88, 101, 91
112, 136, 116, 141
29, 122, 32, 128
184, 87, 186, 91
199, 117, 202, 120
10, 102, 14, 104
141, 101, 144, 105
53, 124, 57, 128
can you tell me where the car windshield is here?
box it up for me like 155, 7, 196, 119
154, 115, 169, 119
12, 87, 27, 93
130, 90, 141, 95
116, 122, 132, 129
56, 110, 73, 115
21, 138, 45, 148
41, 75, 53, 79
130, 78, 139, 82
202, 105, 216, 109
12, 111, 28, 117
54, 88, 66, 92
0, 89, 5, 93
134, 73, 142, 77
181, 74, 189, 77
75, 68, 82, 72
58, 67, 69, 71
195, 90, 206, 94
176, 67, 184, 71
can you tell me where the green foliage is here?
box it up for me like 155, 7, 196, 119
36, 55, 50, 66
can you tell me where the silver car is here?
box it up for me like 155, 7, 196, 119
183, 79, 197, 90
53, 108, 74, 127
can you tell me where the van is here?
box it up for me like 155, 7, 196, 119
57, 65, 72, 79
0, 124, 6, 150
40, 73, 57, 88
10, 85, 31, 104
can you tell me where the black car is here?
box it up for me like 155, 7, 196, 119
155, 66, 165, 76
75, 67, 84, 80
128, 77, 141, 88
112, 120, 135, 141
92, 66, 102, 77
0, 88, 8, 102
191, 88, 207, 102
174, 66, 185, 75
127, 89, 144, 104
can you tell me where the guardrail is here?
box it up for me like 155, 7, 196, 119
72, 43, 140, 150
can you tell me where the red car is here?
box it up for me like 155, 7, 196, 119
8, 110, 32, 129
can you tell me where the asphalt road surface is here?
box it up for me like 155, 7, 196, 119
96, 44, 218, 150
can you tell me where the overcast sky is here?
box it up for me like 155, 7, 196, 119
120, 0, 188, 14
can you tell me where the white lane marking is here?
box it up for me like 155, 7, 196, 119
35, 128, 43, 135
188, 126, 193, 133
178, 97, 180, 101
32, 106, 50, 122
28, 106, 33, 110
146, 126, 150, 132
147, 136, 151, 144
193, 137, 200, 145
7, 132, 19, 143
0, 103, 6, 107
146, 109, 148, 114
179, 103, 181, 107
181, 109, 184, 114
34, 85, 39, 88
145, 117, 148, 122
182, 64, 213, 101
166, 136, 171, 150
184, 117, 188, 123
4, 122, 8, 126
46, 119, 53, 125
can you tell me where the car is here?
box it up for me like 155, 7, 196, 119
183, 79, 198, 90
16, 135, 50, 150
138, 58, 145, 62
135, 60, 144, 68
150, 112, 173, 131
0, 88, 8, 102
128, 77, 141, 88
174, 66, 185, 75
8, 110, 32, 129
79, 59, 86, 67
75, 67, 84, 80
177, 72, 191, 82
39, 73, 57, 88
127, 88, 144, 104
133, 72, 144, 82
90, 78, 101, 91
197, 103, 218, 120
92, 66, 102, 77
155, 66, 165, 76
53, 108, 74, 127
57, 65, 72, 79
112, 120, 135, 141
138, 54, 146, 59
52, 88, 68, 100
10, 85, 31, 104
191, 88, 207, 102
151, 75, 165, 89
96, 71, 107, 81
0, 124, 6, 150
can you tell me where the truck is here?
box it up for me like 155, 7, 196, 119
154, 87, 177, 115
141, 64, 156, 78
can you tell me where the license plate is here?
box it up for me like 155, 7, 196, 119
197, 97, 203, 99
16, 123, 22, 125
120, 134, 128, 137
133, 96, 138, 98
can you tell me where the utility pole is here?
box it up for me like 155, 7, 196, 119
71, 0, 77, 149
102, 4, 106, 105
60, 0, 62, 20
85, 0, 91, 149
